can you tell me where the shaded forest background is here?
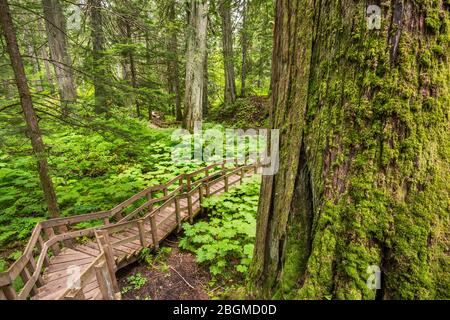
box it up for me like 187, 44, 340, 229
0, 0, 272, 252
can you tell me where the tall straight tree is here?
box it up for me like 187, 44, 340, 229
0, 0, 61, 218
239, 0, 248, 97
42, 0, 77, 115
123, 18, 140, 118
251, 0, 450, 299
219, 0, 236, 104
89, 0, 107, 114
166, 0, 182, 121
183, 0, 209, 131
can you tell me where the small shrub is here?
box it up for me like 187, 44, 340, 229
127, 273, 147, 290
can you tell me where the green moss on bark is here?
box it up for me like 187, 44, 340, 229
251, 0, 450, 300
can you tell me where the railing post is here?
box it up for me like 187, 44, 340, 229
206, 182, 210, 197
1, 283, 17, 300
175, 197, 181, 232
146, 192, 153, 212
163, 188, 168, 197
37, 236, 50, 267
187, 193, 193, 224
198, 187, 203, 205
95, 261, 115, 300
0, 288, 7, 300
137, 220, 147, 248
95, 231, 119, 293
28, 257, 43, 286
19, 266, 37, 296
149, 214, 159, 250
45, 228, 60, 255
225, 175, 229, 192
186, 175, 191, 191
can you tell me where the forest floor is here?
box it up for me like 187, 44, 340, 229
117, 234, 211, 300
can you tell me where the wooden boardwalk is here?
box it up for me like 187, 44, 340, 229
0, 160, 259, 300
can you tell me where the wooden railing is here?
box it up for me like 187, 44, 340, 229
0, 159, 259, 300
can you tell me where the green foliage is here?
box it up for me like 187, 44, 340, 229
140, 246, 172, 272
0, 116, 205, 248
209, 97, 269, 128
179, 177, 260, 279
126, 272, 148, 291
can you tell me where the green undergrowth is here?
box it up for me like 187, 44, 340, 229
179, 176, 261, 287
208, 97, 270, 128
0, 116, 205, 251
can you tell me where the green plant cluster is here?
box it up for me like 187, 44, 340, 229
179, 176, 261, 278
122, 272, 148, 294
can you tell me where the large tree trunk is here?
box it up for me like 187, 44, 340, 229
250, 0, 450, 300
219, 0, 237, 104
167, 0, 182, 121
89, 0, 108, 115
0, 0, 61, 219
183, 0, 209, 131
42, 0, 77, 115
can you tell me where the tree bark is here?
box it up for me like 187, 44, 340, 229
89, 0, 108, 115
183, 0, 209, 131
202, 48, 208, 118
39, 44, 55, 91
219, 0, 237, 104
42, 0, 77, 115
240, 0, 248, 97
251, 0, 450, 300
0, 0, 61, 219
167, 0, 182, 121
125, 20, 140, 118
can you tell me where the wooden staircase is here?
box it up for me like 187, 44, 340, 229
0, 160, 259, 300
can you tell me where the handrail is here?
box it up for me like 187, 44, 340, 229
0, 159, 259, 300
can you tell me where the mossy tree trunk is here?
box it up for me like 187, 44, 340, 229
250, 0, 450, 300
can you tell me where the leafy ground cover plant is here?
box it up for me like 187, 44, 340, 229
179, 176, 261, 279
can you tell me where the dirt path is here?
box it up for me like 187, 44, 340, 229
117, 235, 211, 300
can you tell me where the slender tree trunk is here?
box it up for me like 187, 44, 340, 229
39, 45, 55, 91
89, 0, 107, 114
0, 0, 60, 219
219, 0, 237, 104
183, 0, 209, 131
42, 0, 77, 115
251, 0, 450, 300
202, 48, 208, 117
240, 0, 248, 97
26, 30, 44, 92
167, 0, 182, 121
124, 21, 140, 118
